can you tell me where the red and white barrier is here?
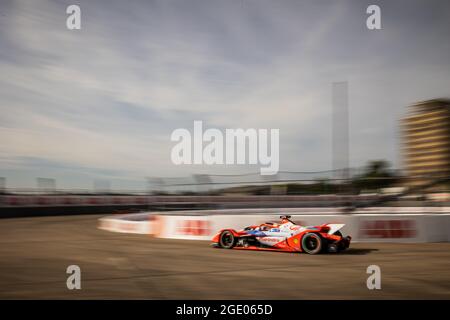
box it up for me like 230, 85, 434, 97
98, 208, 450, 243
154, 215, 213, 240
98, 213, 154, 234
155, 214, 355, 241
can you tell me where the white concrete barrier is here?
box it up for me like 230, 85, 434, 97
153, 215, 212, 240
353, 214, 425, 242
98, 208, 450, 243
445, 214, 450, 242
98, 213, 154, 234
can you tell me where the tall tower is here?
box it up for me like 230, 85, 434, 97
402, 99, 450, 187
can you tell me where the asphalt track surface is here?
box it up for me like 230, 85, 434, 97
1, 215, 450, 299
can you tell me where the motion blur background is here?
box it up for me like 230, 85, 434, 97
0, 0, 449, 299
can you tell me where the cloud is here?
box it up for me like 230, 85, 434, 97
0, 0, 449, 189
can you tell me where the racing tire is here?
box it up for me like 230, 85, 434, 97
301, 233, 323, 254
219, 230, 236, 249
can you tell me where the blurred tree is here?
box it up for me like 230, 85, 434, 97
352, 160, 398, 192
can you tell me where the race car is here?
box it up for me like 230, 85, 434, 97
211, 215, 351, 254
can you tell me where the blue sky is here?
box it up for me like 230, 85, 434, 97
0, 0, 449, 190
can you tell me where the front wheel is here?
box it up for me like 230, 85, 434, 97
219, 230, 236, 249
301, 233, 323, 254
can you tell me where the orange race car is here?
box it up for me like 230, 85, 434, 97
211, 215, 351, 254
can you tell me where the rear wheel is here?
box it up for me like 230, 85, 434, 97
301, 233, 323, 254
219, 230, 236, 249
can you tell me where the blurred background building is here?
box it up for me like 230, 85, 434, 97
402, 99, 450, 188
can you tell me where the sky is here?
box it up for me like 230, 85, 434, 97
0, 0, 449, 190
